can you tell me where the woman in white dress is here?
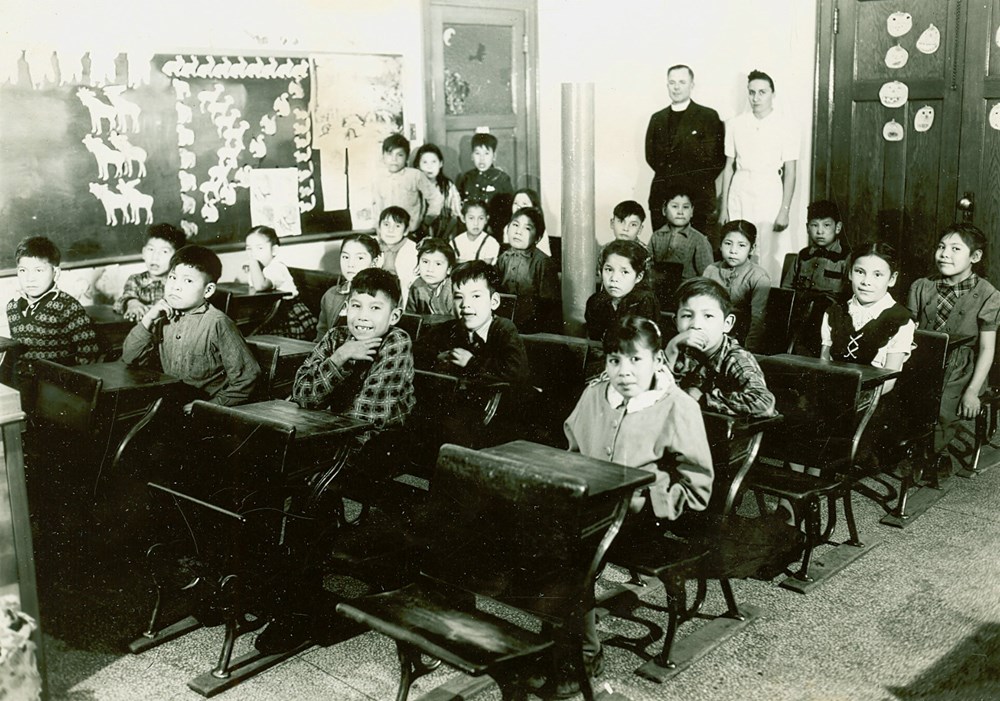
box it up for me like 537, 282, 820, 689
719, 70, 799, 280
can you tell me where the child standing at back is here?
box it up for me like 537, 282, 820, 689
608, 200, 649, 248
907, 224, 1000, 458
316, 234, 380, 341
704, 220, 771, 350
115, 223, 186, 322
376, 206, 419, 308
407, 238, 456, 315
243, 225, 317, 340
585, 239, 659, 342
414, 143, 463, 240
496, 206, 560, 333
451, 200, 500, 265
456, 132, 513, 215
372, 133, 443, 237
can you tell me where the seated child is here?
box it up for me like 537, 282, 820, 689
407, 238, 455, 315
495, 206, 561, 333
244, 225, 317, 340
704, 220, 771, 350
608, 199, 649, 248
115, 223, 186, 321
781, 199, 851, 295
564, 315, 713, 675
648, 184, 713, 282
5, 236, 99, 386
451, 199, 500, 265
122, 245, 260, 408
585, 239, 659, 342
907, 224, 1000, 457
316, 234, 380, 341
372, 133, 442, 236
666, 278, 776, 417
503, 188, 551, 255
376, 206, 418, 308
414, 142, 463, 240
414, 260, 529, 385
293, 267, 415, 445
455, 131, 513, 216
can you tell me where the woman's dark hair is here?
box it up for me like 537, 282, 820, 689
720, 219, 758, 245
512, 187, 541, 211
599, 239, 649, 276
510, 206, 546, 243
748, 69, 775, 91
413, 143, 453, 198
602, 315, 663, 355
849, 241, 899, 273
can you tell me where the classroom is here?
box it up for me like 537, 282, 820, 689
1, 1, 998, 700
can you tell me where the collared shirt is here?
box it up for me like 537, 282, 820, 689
821, 293, 915, 368
782, 240, 850, 294
372, 167, 444, 233
704, 261, 771, 349
115, 271, 166, 314
455, 166, 513, 205
292, 325, 415, 444
121, 303, 260, 406
452, 231, 500, 264
406, 277, 455, 316
672, 334, 777, 418
649, 224, 714, 279
6, 288, 99, 365
725, 109, 799, 173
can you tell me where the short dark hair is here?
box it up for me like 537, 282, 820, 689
661, 184, 695, 209
510, 206, 546, 243
939, 223, 987, 256
342, 233, 381, 259
15, 236, 61, 266
170, 245, 222, 283
418, 237, 457, 268
246, 225, 279, 247
675, 277, 733, 316
382, 132, 410, 158
146, 223, 186, 251
603, 315, 664, 355
849, 241, 899, 274
612, 200, 646, 223
379, 206, 411, 230
512, 187, 540, 209
720, 219, 758, 245
806, 200, 842, 224
748, 69, 775, 91
350, 267, 402, 308
667, 64, 694, 81
461, 198, 489, 217
470, 132, 498, 152
451, 260, 501, 295
599, 239, 649, 275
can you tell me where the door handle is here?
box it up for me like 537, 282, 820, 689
957, 191, 975, 221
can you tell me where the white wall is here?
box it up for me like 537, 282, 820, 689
536, 0, 818, 247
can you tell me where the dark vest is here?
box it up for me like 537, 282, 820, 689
827, 300, 910, 365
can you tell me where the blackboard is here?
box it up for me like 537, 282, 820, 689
0, 52, 336, 269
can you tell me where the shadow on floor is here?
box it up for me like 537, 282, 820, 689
887, 622, 1000, 700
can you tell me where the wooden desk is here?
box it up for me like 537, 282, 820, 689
84, 305, 133, 359
212, 284, 285, 335
75, 361, 182, 421
246, 334, 316, 397
766, 353, 900, 390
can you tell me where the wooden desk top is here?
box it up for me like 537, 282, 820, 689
226, 399, 369, 442
84, 304, 130, 325
247, 335, 316, 357
215, 283, 285, 300
482, 440, 654, 499
75, 361, 180, 393
767, 353, 901, 390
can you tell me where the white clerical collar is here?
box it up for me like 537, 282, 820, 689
670, 99, 692, 112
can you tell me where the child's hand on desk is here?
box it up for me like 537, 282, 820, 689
674, 329, 711, 352
959, 390, 982, 419
444, 348, 474, 367
124, 299, 148, 322
332, 338, 381, 367
141, 299, 177, 329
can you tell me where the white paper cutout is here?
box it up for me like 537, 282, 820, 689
885, 45, 909, 69
883, 119, 904, 142
996, 26, 1000, 48
887, 12, 912, 38
989, 103, 1000, 131
916, 24, 941, 54
879, 81, 909, 108
913, 105, 935, 132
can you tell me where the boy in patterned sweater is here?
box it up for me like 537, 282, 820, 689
5, 236, 99, 387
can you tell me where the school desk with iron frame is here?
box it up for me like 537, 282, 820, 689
84, 304, 133, 359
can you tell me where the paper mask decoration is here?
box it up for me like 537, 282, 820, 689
916, 24, 941, 54
885, 45, 909, 69
883, 119, 904, 142
879, 81, 909, 108
913, 105, 935, 132
887, 12, 913, 38
989, 103, 1000, 131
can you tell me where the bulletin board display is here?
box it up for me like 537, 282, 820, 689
0, 51, 404, 269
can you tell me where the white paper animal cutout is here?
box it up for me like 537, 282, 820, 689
288, 81, 304, 100
172, 78, 191, 100
260, 114, 277, 136
274, 93, 290, 117
104, 86, 140, 132
214, 108, 242, 137
887, 12, 912, 38
299, 182, 314, 198
207, 96, 234, 121
294, 147, 313, 163
82, 134, 125, 180
107, 133, 148, 177
89, 183, 129, 225
224, 120, 250, 149
913, 105, 935, 133
181, 193, 196, 215
249, 135, 267, 159
178, 170, 197, 192
883, 119, 904, 142
176, 101, 193, 124
176, 124, 194, 147
77, 87, 117, 134
885, 45, 908, 69
917, 24, 941, 54
201, 196, 220, 223
117, 179, 154, 224
989, 103, 1000, 131
194, 56, 216, 80
879, 81, 908, 108
179, 148, 196, 170
181, 220, 198, 237
299, 195, 315, 213
198, 83, 224, 113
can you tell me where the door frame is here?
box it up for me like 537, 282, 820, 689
421, 0, 540, 192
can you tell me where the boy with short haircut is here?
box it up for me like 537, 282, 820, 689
316, 233, 381, 340
293, 267, 415, 445
122, 245, 260, 407
407, 238, 456, 315
372, 133, 443, 235
6, 236, 99, 385
648, 185, 714, 280
455, 132, 514, 208
414, 260, 529, 385
781, 199, 851, 295
609, 200, 649, 247
376, 206, 419, 308
451, 199, 500, 264
115, 223, 187, 321
666, 277, 776, 417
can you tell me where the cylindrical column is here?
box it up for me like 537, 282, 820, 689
560, 82, 596, 337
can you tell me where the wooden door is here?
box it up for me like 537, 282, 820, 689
819, 0, 965, 286
425, 1, 537, 193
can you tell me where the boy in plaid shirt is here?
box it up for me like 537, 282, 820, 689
292, 267, 415, 445
114, 223, 186, 321
666, 278, 776, 417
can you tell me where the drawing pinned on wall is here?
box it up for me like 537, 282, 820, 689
885, 45, 908, 69
989, 103, 1000, 131
879, 80, 908, 108
248, 167, 301, 236
311, 52, 404, 222
916, 24, 941, 54
883, 119, 904, 142
887, 12, 912, 38
913, 105, 935, 132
